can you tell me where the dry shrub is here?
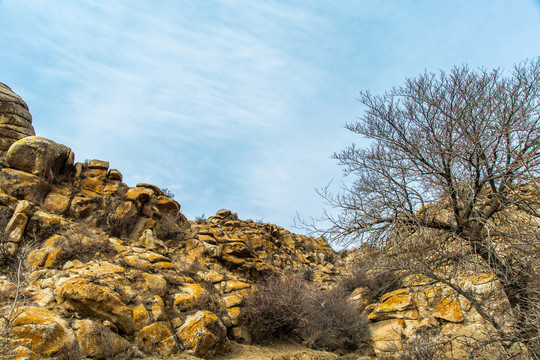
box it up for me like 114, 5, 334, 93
242, 274, 308, 343
339, 268, 402, 300
0, 337, 17, 358
301, 287, 368, 352
154, 213, 185, 241
0, 206, 15, 265
56, 341, 83, 360
397, 328, 447, 360
242, 274, 368, 352
62, 224, 116, 262
102, 214, 138, 238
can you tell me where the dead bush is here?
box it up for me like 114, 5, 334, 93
339, 268, 402, 300
242, 274, 308, 343
242, 274, 368, 352
397, 328, 447, 360
301, 287, 368, 352
154, 213, 185, 241
101, 214, 138, 239
62, 224, 116, 262
56, 341, 83, 360
0, 206, 14, 265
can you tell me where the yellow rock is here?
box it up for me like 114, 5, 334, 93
142, 273, 168, 297
54, 277, 134, 334
0, 168, 50, 203
136, 322, 178, 356
133, 304, 150, 331
198, 270, 224, 283
221, 294, 243, 308
469, 272, 496, 285
0, 188, 17, 206
223, 280, 251, 293
154, 261, 175, 269
152, 295, 168, 321
12, 345, 39, 360
69, 196, 100, 219
369, 288, 417, 321
126, 187, 154, 206
43, 192, 71, 215
221, 254, 245, 266
11, 307, 74, 356
30, 210, 65, 229
433, 298, 464, 323
73, 319, 131, 359
80, 177, 105, 194
176, 310, 231, 358
26, 235, 68, 268
5, 211, 28, 244
137, 250, 170, 263
174, 283, 209, 311
123, 255, 153, 271
225, 306, 241, 326
368, 319, 405, 356
155, 196, 180, 214
74, 261, 125, 278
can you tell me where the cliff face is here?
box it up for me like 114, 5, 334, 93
0, 84, 534, 360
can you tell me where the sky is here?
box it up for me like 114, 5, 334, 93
1, 0, 540, 232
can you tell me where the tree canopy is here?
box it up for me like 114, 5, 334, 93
316, 58, 540, 358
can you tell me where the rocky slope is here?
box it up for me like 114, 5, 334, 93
0, 82, 534, 360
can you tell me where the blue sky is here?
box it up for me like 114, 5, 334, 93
1, 1, 540, 230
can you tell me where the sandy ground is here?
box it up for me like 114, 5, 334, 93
143, 340, 348, 360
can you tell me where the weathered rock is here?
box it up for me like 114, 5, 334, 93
174, 283, 209, 311
0, 168, 50, 203
433, 298, 465, 323
42, 186, 71, 215
6, 136, 73, 181
133, 304, 150, 331
10, 307, 75, 357
69, 195, 100, 219
27, 234, 68, 268
54, 277, 134, 334
73, 319, 132, 360
87, 159, 109, 170
155, 196, 180, 214
141, 272, 168, 297
126, 187, 154, 207
368, 288, 418, 321
4, 200, 33, 244
108, 168, 122, 181
136, 322, 178, 356
176, 310, 231, 358
151, 295, 168, 321
0, 82, 35, 157
368, 319, 405, 356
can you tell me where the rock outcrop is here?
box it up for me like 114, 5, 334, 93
0, 83, 534, 360
0, 82, 35, 159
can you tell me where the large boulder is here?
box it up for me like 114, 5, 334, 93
176, 310, 230, 358
0, 82, 35, 158
6, 136, 74, 181
54, 277, 135, 334
10, 307, 76, 357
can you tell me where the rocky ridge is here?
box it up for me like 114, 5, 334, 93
0, 83, 530, 360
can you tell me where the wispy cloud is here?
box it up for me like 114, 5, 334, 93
1, 0, 539, 230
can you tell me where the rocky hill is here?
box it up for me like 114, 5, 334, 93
0, 83, 535, 360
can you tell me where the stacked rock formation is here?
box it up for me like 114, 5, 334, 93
0, 82, 35, 159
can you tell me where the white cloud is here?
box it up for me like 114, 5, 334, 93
1, 0, 540, 234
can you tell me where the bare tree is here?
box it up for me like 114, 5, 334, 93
311, 58, 540, 358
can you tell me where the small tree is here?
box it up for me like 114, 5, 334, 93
312, 58, 540, 358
